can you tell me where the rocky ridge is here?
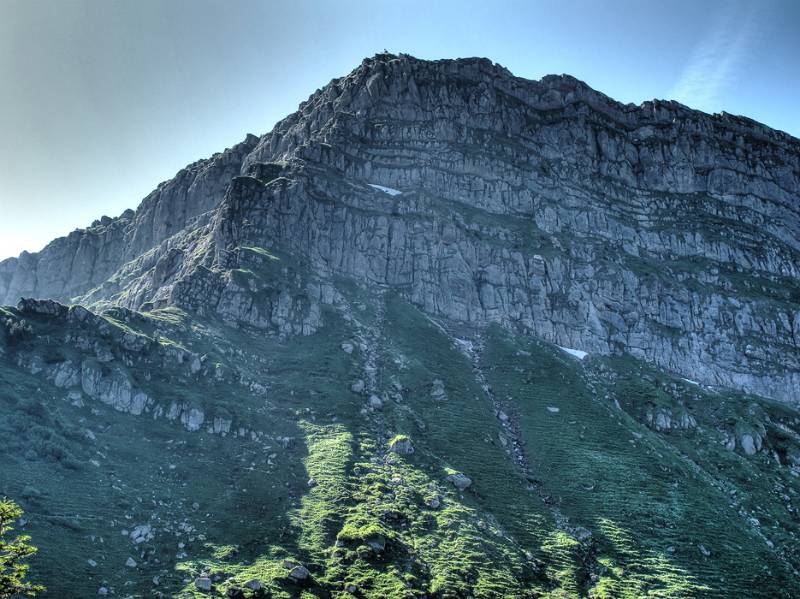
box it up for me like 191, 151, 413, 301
0, 134, 258, 304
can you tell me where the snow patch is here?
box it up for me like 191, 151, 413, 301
546, 406, 560, 413
368, 183, 402, 196
557, 346, 588, 360
682, 377, 699, 386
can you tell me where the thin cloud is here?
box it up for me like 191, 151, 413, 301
669, 2, 764, 112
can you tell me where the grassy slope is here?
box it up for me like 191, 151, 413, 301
483, 327, 799, 597
0, 289, 798, 598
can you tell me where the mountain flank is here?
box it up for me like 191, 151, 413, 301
1, 53, 799, 598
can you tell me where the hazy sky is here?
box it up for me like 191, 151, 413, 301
0, 0, 797, 260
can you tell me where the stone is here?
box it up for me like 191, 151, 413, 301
655, 412, 671, 431
130, 524, 154, 544
446, 472, 472, 491
741, 434, 757, 456
368, 394, 383, 410
195, 577, 212, 591
388, 436, 414, 454
431, 379, 448, 401
244, 579, 262, 591
288, 565, 310, 581
182, 407, 205, 432
190, 357, 202, 374
79, 361, 151, 416
125, 557, 137, 568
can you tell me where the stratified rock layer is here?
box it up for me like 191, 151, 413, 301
1, 54, 798, 402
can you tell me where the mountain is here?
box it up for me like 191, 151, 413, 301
1, 53, 798, 598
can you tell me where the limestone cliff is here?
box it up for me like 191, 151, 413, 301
1, 53, 798, 402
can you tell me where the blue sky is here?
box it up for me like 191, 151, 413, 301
0, 0, 797, 260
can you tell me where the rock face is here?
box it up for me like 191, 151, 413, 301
1, 53, 798, 403
0, 134, 258, 305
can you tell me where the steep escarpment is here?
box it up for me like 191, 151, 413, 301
233, 54, 799, 402
1, 53, 798, 404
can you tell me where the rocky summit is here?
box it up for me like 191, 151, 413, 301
0, 53, 799, 598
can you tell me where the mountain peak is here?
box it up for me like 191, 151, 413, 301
2, 51, 800, 598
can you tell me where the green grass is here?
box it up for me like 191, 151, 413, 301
482, 327, 799, 597
1, 285, 799, 598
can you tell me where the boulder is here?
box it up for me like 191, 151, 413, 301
740, 434, 757, 455
446, 472, 472, 491
388, 436, 414, 454
288, 565, 310, 581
